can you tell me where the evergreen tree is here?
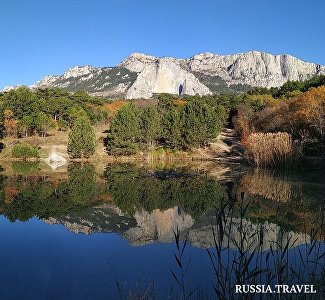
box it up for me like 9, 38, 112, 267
182, 100, 225, 147
19, 115, 33, 137
140, 106, 161, 147
68, 105, 88, 126
161, 108, 184, 148
35, 112, 54, 137
68, 116, 96, 158
106, 103, 141, 155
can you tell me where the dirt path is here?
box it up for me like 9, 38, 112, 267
208, 128, 244, 163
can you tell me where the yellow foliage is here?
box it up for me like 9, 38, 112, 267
103, 100, 128, 118
248, 94, 278, 108
173, 99, 187, 107
290, 86, 325, 135
3, 109, 18, 137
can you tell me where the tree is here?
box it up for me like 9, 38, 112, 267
12, 143, 40, 160
68, 116, 96, 158
181, 100, 225, 148
48, 96, 73, 122
106, 103, 141, 155
140, 106, 161, 147
35, 112, 54, 137
19, 115, 33, 137
57, 119, 69, 131
161, 108, 184, 149
68, 105, 88, 126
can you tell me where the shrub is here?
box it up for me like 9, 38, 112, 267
12, 143, 40, 160
57, 119, 69, 131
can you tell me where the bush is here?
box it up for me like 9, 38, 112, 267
12, 143, 40, 160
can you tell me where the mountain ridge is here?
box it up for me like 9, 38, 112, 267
4, 51, 325, 99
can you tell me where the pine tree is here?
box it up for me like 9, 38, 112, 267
161, 108, 184, 148
106, 103, 141, 155
182, 100, 225, 148
140, 106, 160, 147
68, 116, 96, 158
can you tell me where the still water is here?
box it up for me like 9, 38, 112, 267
0, 163, 324, 299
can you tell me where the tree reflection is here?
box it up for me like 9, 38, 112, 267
0, 163, 100, 222
105, 164, 228, 219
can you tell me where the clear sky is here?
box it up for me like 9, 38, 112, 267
0, 0, 324, 89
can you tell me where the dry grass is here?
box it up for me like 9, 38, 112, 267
244, 132, 296, 167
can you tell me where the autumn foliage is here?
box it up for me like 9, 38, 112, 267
3, 109, 18, 137
238, 85, 325, 158
104, 100, 128, 119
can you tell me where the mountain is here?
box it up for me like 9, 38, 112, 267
5, 51, 325, 99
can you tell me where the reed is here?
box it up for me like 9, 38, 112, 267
244, 132, 299, 168
170, 228, 198, 300
204, 192, 325, 299
119, 194, 325, 299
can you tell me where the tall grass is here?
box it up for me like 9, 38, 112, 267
167, 188, 325, 299
170, 228, 199, 300
244, 132, 300, 168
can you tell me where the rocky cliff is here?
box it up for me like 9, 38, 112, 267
5, 51, 324, 99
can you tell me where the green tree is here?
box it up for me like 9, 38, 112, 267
35, 112, 54, 137
48, 96, 73, 121
68, 105, 88, 126
182, 100, 225, 147
57, 119, 69, 131
106, 103, 141, 155
161, 108, 184, 148
19, 115, 33, 137
140, 106, 161, 147
68, 116, 96, 158
12, 143, 39, 160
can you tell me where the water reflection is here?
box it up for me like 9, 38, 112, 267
0, 164, 105, 222
240, 169, 325, 235
0, 163, 324, 246
0, 163, 324, 298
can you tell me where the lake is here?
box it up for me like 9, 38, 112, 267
0, 162, 324, 299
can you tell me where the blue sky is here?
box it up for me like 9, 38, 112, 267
0, 0, 324, 89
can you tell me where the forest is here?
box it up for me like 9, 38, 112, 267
0, 75, 324, 165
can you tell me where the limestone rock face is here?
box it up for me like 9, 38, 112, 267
31, 75, 60, 88
4, 51, 324, 98
124, 57, 211, 99
185, 51, 325, 88
62, 65, 98, 79
119, 52, 157, 73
